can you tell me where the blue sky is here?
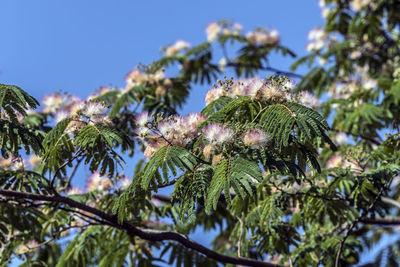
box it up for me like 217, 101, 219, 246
0, 0, 323, 103
8, 1, 390, 265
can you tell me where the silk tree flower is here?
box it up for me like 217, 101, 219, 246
42, 93, 64, 113
205, 86, 226, 105
297, 91, 322, 109
55, 110, 69, 123
125, 67, 149, 86
134, 112, 150, 127
15, 240, 39, 255
165, 40, 191, 56
205, 22, 221, 42
232, 23, 243, 34
308, 28, 326, 41
350, 0, 370, 11
246, 78, 265, 98
243, 129, 270, 149
86, 171, 113, 192
28, 154, 42, 168
246, 29, 280, 46
144, 138, 168, 159
186, 113, 207, 129
283, 79, 296, 91
119, 177, 132, 190
363, 78, 377, 90
0, 157, 13, 169
84, 101, 106, 117
331, 132, 349, 146
231, 79, 248, 97
202, 123, 235, 146
66, 186, 84, 196
257, 82, 287, 101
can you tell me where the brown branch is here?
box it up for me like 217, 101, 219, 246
0, 189, 280, 267
360, 217, 400, 225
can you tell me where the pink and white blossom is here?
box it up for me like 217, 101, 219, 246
243, 129, 270, 148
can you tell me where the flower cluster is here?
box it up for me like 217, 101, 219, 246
164, 40, 191, 56
202, 123, 235, 147
86, 171, 113, 192
0, 154, 42, 171
325, 154, 362, 173
205, 21, 243, 42
242, 129, 270, 149
205, 77, 292, 105
125, 67, 165, 88
133, 112, 207, 158
246, 28, 280, 46
41, 92, 113, 136
328, 65, 377, 100
306, 28, 328, 52
297, 91, 322, 109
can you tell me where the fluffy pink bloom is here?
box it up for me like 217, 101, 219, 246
119, 177, 132, 190
134, 112, 150, 127
165, 40, 191, 56
246, 29, 280, 46
42, 94, 64, 113
84, 101, 106, 117
86, 171, 113, 192
66, 186, 84, 196
298, 91, 321, 109
205, 22, 221, 42
202, 123, 235, 146
243, 129, 270, 148
186, 113, 207, 129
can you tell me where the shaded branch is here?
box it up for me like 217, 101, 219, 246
360, 217, 400, 225
0, 189, 280, 267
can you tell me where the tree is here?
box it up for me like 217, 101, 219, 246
1, 0, 400, 266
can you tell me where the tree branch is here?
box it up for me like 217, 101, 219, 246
360, 217, 400, 225
0, 189, 280, 267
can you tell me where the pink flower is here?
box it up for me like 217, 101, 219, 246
86, 171, 113, 192
119, 177, 132, 190
205, 22, 221, 42
134, 112, 150, 127
165, 40, 191, 56
202, 123, 235, 146
243, 130, 270, 149
66, 186, 84, 196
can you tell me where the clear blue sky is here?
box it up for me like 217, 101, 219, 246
2, 1, 378, 265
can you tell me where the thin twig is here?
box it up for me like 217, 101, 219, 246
50, 150, 84, 191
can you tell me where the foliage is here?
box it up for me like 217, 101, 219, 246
1, 2, 400, 266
